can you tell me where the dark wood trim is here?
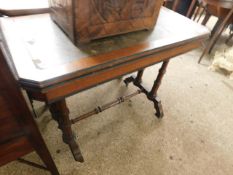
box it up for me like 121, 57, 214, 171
49, 100, 84, 162
26, 38, 204, 103
0, 45, 59, 175
0, 9, 209, 89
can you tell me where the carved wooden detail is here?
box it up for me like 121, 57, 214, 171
92, 0, 128, 22
90, 0, 152, 23
50, 0, 74, 41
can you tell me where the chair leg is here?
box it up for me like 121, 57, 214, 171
202, 12, 211, 26
207, 19, 224, 54
226, 25, 233, 44
26, 92, 39, 118
186, 0, 198, 18
211, 19, 222, 37
208, 32, 222, 54
172, 0, 180, 12
193, 5, 202, 20
199, 25, 227, 63
34, 145, 60, 175
198, 8, 233, 63
197, 7, 205, 22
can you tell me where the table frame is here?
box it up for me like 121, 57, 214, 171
0, 8, 209, 162
34, 35, 201, 161
17, 35, 205, 162
47, 59, 168, 161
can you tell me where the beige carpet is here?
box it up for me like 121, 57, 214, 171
1, 18, 233, 175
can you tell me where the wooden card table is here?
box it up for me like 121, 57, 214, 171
0, 8, 209, 162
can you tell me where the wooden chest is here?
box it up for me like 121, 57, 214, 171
49, 0, 164, 43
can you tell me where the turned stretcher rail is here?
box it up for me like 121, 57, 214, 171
71, 90, 142, 124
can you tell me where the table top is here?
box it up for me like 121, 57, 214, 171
0, 7, 209, 89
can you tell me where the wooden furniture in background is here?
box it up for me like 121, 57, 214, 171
163, 0, 180, 11
0, 0, 49, 16
172, 0, 180, 11
198, 0, 233, 63
49, 0, 164, 43
167, 0, 196, 16
183, 0, 206, 19
163, 0, 176, 9
0, 0, 50, 118
0, 8, 209, 162
163, 0, 172, 7
187, 0, 199, 18
0, 44, 59, 174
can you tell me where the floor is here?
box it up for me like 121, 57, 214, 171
1, 17, 233, 175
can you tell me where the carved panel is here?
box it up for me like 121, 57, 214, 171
92, 0, 127, 22
91, 0, 153, 24
49, 0, 164, 43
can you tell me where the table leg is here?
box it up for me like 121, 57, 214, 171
148, 60, 169, 117
149, 60, 169, 97
124, 69, 144, 86
124, 60, 170, 118
49, 99, 84, 162
135, 69, 144, 84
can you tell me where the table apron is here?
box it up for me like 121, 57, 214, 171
26, 39, 202, 103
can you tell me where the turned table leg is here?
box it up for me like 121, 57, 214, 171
135, 69, 144, 84
148, 60, 169, 118
149, 60, 169, 97
124, 60, 170, 118
124, 69, 144, 86
49, 99, 84, 162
